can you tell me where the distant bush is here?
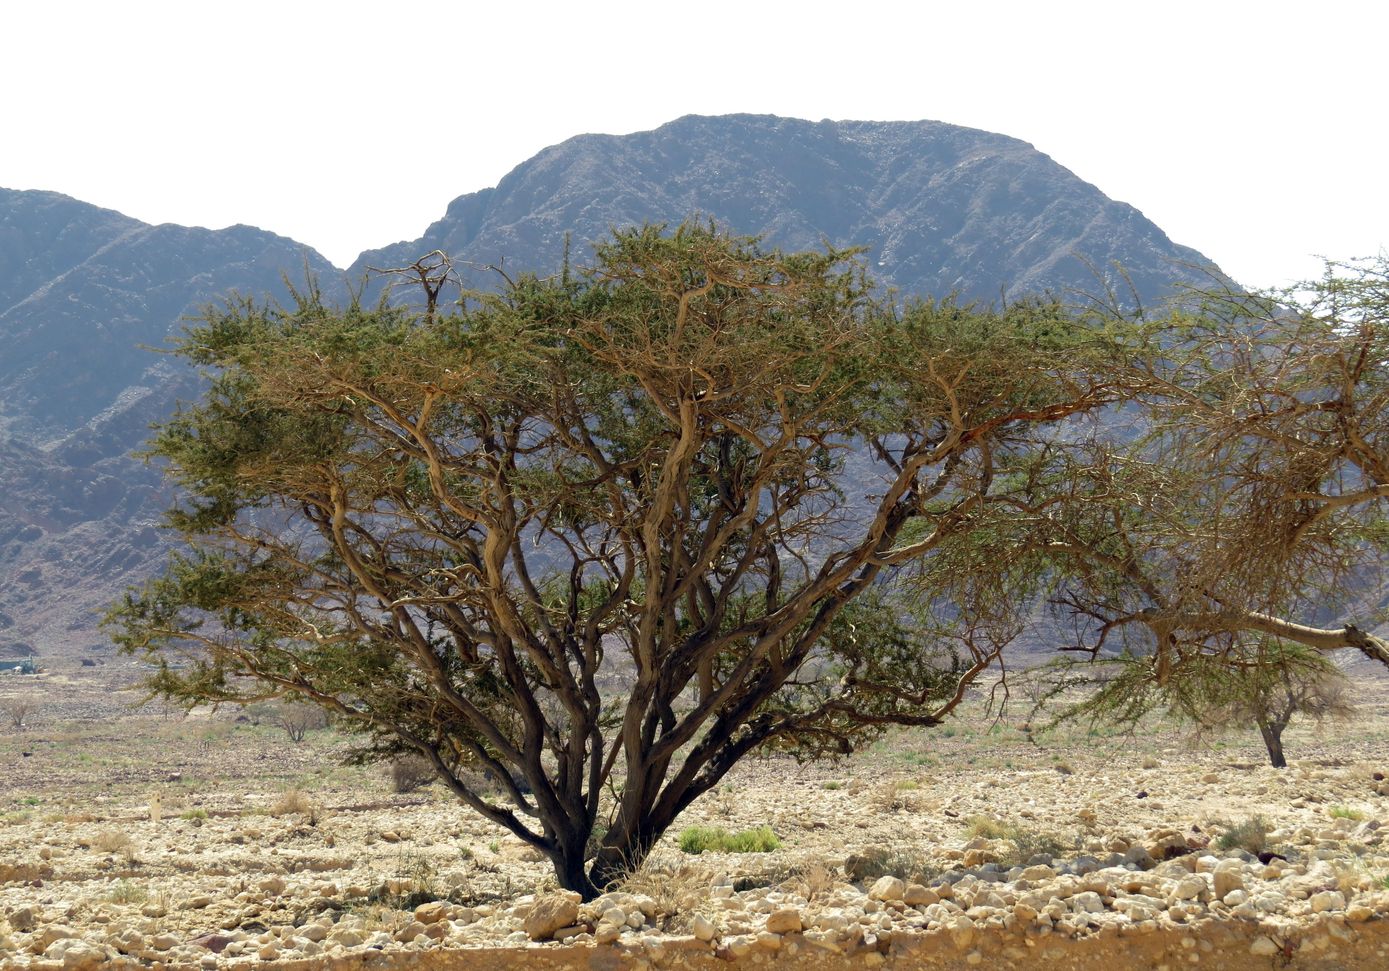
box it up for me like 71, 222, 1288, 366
270, 788, 314, 818
90, 828, 136, 860
388, 755, 438, 794
677, 825, 780, 855
2, 697, 38, 730
278, 703, 327, 743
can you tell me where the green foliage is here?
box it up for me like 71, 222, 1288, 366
1216, 816, 1270, 854
1329, 806, 1365, 821
677, 825, 781, 855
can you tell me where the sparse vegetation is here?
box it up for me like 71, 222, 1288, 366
2, 696, 38, 730
388, 754, 438, 794
278, 703, 326, 743
677, 825, 781, 855
105, 879, 148, 905
89, 828, 135, 859
270, 788, 315, 818
1216, 816, 1270, 855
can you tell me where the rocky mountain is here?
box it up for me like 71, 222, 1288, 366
2, 115, 1223, 664
354, 114, 1213, 307
0, 188, 334, 660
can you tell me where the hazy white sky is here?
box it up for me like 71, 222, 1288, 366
3, 0, 1384, 288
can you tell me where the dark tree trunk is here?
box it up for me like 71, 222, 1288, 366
1258, 718, 1288, 768
551, 833, 601, 901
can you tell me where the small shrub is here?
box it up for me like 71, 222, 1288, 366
278, 703, 326, 743
2, 698, 38, 730
789, 862, 836, 903
1329, 806, 1365, 821
843, 846, 937, 884
821, 780, 844, 791
106, 879, 148, 905
388, 755, 438, 794
964, 816, 1070, 866
179, 809, 208, 821
90, 828, 135, 859
966, 816, 1012, 840
678, 825, 780, 855
1216, 815, 1270, 854
270, 788, 314, 817
614, 857, 715, 928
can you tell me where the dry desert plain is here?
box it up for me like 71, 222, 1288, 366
4, 657, 1389, 970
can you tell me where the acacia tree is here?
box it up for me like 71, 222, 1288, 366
111, 225, 1131, 896
1205, 642, 1357, 768
1006, 259, 1388, 724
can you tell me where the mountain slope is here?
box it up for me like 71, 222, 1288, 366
0, 190, 334, 660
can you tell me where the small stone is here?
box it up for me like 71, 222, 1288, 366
869, 875, 906, 902
395, 921, 427, 943
8, 907, 37, 932
189, 933, 234, 953
34, 925, 78, 950
593, 922, 622, 944
44, 938, 107, 971
1249, 936, 1280, 956
1171, 876, 1206, 901
691, 914, 716, 941
380, 831, 402, 843
904, 883, 938, 906
258, 876, 287, 896
1310, 890, 1346, 913
765, 908, 802, 934
150, 933, 179, 951
524, 891, 582, 941
1212, 860, 1245, 899
414, 901, 449, 924
755, 930, 782, 949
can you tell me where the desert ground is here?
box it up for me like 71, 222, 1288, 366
3, 658, 1389, 970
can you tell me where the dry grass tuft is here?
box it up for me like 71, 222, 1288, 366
90, 828, 136, 860
614, 854, 715, 929
270, 788, 315, 817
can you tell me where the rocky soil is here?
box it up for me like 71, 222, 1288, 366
3, 662, 1389, 969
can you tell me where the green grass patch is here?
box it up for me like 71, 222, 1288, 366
1329, 806, 1366, 821
678, 825, 781, 855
